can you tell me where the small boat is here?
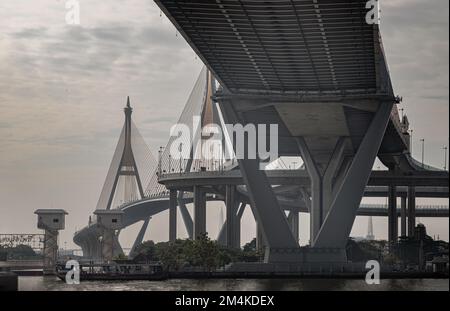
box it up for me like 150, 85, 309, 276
56, 261, 167, 281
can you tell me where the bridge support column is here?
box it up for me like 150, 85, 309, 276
219, 99, 299, 262
177, 192, 193, 239
129, 217, 151, 259
388, 185, 398, 247
287, 211, 299, 245
94, 210, 124, 262
235, 202, 246, 248
218, 202, 246, 247
100, 229, 115, 262
193, 186, 207, 239
400, 196, 407, 237
169, 189, 177, 242
256, 222, 266, 253
296, 137, 346, 244
407, 186, 416, 237
225, 185, 239, 248
313, 101, 394, 252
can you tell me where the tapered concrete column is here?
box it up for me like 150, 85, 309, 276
225, 185, 240, 248
217, 202, 246, 247
400, 196, 407, 237
287, 211, 300, 245
296, 137, 346, 244
193, 186, 206, 239
169, 189, 177, 242
177, 191, 193, 239
256, 223, 266, 253
234, 203, 246, 248
129, 217, 151, 258
314, 101, 394, 249
219, 99, 299, 262
407, 186, 416, 237
388, 185, 398, 246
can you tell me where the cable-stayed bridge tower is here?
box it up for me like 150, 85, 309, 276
79, 96, 156, 260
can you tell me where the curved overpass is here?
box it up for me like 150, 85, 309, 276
74, 185, 448, 259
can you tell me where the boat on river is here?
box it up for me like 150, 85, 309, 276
56, 261, 167, 281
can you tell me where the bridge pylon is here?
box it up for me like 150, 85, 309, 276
88, 97, 151, 260
105, 97, 145, 210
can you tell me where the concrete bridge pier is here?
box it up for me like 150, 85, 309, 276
219, 99, 300, 263
129, 217, 151, 258
217, 201, 246, 248
193, 186, 207, 239
256, 223, 266, 253
177, 191, 194, 239
94, 210, 124, 262
388, 185, 398, 247
313, 101, 395, 255
400, 196, 407, 237
225, 185, 240, 248
287, 211, 300, 245
408, 186, 416, 237
169, 189, 178, 242
296, 137, 347, 243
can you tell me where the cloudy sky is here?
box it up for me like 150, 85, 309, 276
0, 0, 448, 250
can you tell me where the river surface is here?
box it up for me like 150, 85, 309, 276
18, 276, 449, 291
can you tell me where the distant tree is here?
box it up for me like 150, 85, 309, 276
133, 235, 264, 271
191, 233, 220, 271
4, 244, 38, 260
133, 240, 157, 261
113, 253, 128, 261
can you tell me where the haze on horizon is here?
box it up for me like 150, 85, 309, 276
0, 0, 448, 249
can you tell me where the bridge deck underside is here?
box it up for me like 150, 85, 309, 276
156, 0, 378, 94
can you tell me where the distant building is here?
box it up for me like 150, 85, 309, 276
426, 256, 449, 273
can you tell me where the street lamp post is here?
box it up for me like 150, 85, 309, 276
158, 146, 164, 175
409, 129, 413, 155
444, 146, 448, 171
420, 139, 425, 168
179, 143, 183, 173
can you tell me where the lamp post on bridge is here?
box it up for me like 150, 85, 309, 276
158, 146, 164, 176
179, 143, 183, 173
420, 139, 425, 168
409, 129, 413, 154
444, 146, 448, 171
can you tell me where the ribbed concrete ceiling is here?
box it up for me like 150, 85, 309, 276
156, 0, 382, 95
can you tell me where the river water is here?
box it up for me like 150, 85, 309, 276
18, 276, 449, 291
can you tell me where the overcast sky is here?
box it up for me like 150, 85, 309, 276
0, 0, 448, 249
